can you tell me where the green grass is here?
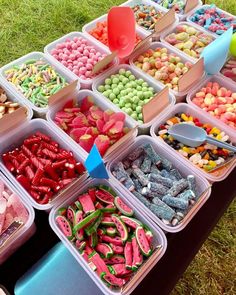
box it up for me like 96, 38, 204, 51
0, 0, 235, 294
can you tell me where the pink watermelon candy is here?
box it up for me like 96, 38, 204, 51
100, 272, 125, 287
108, 121, 124, 136
101, 235, 123, 246
114, 197, 134, 217
103, 109, 114, 122
101, 216, 115, 226
110, 112, 126, 122
8, 193, 29, 224
111, 215, 128, 242
124, 241, 133, 270
102, 119, 115, 133
79, 134, 95, 152
81, 250, 89, 262
135, 226, 152, 257
89, 251, 110, 275
72, 113, 89, 128
85, 127, 99, 138
110, 243, 124, 254
94, 135, 110, 156
74, 210, 84, 241
75, 240, 86, 251
88, 188, 96, 203
67, 206, 77, 224
84, 244, 94, 255
120, 216, 142, 229
131, 236, 143, 271
103, 254, 125, 265
109, 263, 132, 277
96, 119, 105, 133
56, 215, 73, 240
80, 96, 94, 112
0, 197, 7, 234
95, 202, 104, 210
95, 243, 113, 258
95, 187, 115, 205
90, 106, 104, 120
79, 194, 95, 214
70, 127, 87, 142
145, 230, 154, 246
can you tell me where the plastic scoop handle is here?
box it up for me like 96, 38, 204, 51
205, 136, 236, 153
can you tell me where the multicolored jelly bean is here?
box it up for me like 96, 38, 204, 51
157, 113, 235, 171
4, 59, 68, 108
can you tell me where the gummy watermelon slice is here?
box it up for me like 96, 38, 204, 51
95, 189, 115, 205
57, 207, 67, 216
101, 216, 115, 226
88, 188, 96, 203
110, 243, 124, 255
131, 236, 143, 270
79, 194, 95, 215
96, 243, 113, 258
73, 210, 101, 233
88, 232, 98, 248
145, 230, 153, 246
56, 215, 73, 241
100, 272, 125, 287
106, 226, 117, 237
74, 210, 84, 241
84, 213, 103, 236
114, 197, 134, 217
67, 206, 76, 224
124, 241, 133, 270
75, 240, 86, 252
89, 251, 109, 275
120, 216, 142, 229
103, 254, 125, 265
100, 204, 116, 214
101, 235, 123, 246
135, 226, 152, 257
109, 263, 132, 277
111, 215, 128, 242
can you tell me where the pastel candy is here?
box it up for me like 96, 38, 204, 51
0, 197, 7, 234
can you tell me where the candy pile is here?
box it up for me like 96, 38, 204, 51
0, 87, 20, 119
56, 185, 154, 289
221, 57, 236, 83
152, 0, 185, 14
5, 59, 68, 109
0, 180, 29, 236
192, 81, 236, 130
97, 68, 156, 123
54, 96, 129, 156
2, 132, 86, 205
164, 24, 214, 59
157, 113, 235, 171
112, 144, 199, 227
134, 47, 192, 91
50, 36, 107, 80
131, 4, 164, 31
189, 4, 236, 35
88, 21, 142, 47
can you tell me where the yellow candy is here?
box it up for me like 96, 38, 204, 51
183, 147, 191, 154
209, 127, 221, 135
216, 134, 222, 140
208, 161, 217, 168
181, 113, 189, 121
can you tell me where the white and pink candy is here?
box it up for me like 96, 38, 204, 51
0, 180, 28, 235
50, 36, 107, 80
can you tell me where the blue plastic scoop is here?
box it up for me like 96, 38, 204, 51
168, 123, 236, 153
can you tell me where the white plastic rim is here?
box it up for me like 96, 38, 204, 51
82, 13, 149, 54
106, 135, 211, 233
129, 40, 205, 100
187, 4, 236, 38
49, 177, 167, 295
0, 118, 89, 211
0, 171, 35, 264
160, 21, 216, 62
187, 73, 236, 135
0, 52, 79, 118
44, 32, 119, 89
46, 89, 138, 163
92, 64, 176, 133
150, 102, 236, 182
120, 0, 179, 37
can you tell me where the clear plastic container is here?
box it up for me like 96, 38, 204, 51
0, 119, 88, 211
150, 103, 236, 183
44, 32, 119, 89
49, 177, 167, 295
149, 0, 202, 21
160, 21, 216, 62
0, 78, 33, 134
186, 74, 236, 134
92, 64, 176, 133
46, 89, 138, 163
120, 0, 179, 38
0, 52, 78, 118
82, 13, 149, 52
129, 41, 205, 101
0, 171, 36, 264
107, 135, 211, 233
187, 4, 236, 38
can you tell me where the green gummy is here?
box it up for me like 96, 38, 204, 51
25, 59, 37, 65
98, 85, 105, 92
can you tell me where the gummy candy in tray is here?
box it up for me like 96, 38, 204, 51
49, 178, 167, 295
107, 135, 211, 233
0, 172, 35, 264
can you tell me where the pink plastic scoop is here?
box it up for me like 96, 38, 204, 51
107, 7, 136, 58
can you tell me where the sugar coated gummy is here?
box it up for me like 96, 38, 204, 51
0, 87, 20, 119
4, 59, 68, 108
50, 36, 107, 80
189, 4, 236, 35
157, 112, 235, 171
192, 81, 236, 130
152, 0, 185, 14
89, 20, 142, 47
112, 144, 200, 227
54, 96, 130, 156
56, 185, 154, 289
1, 132, 86, 205
221, 57, 236, 83
98, 68, 156, 123
165, 24, 214, 59
134, 47, 192, 91
0, 179, 29, 236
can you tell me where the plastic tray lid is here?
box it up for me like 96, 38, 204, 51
14, 242, 102, 295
